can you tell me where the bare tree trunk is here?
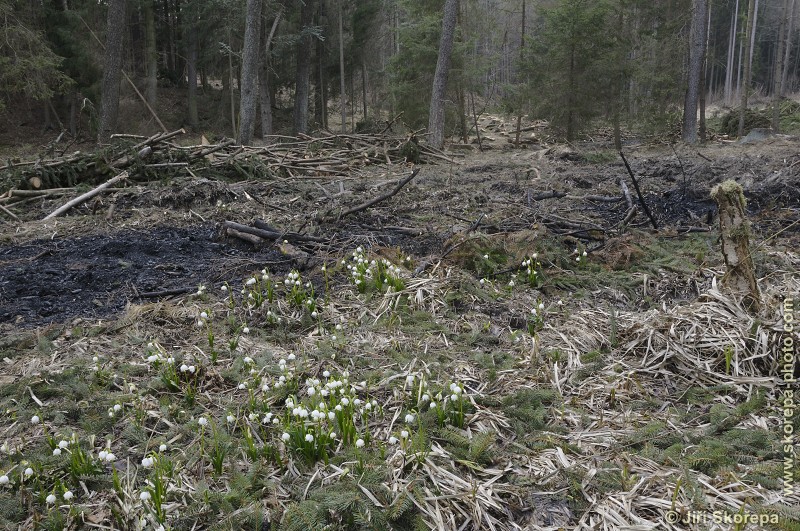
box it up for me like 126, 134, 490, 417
738, 0, 757, 137
700, 2, 712, 142
338, 0, 347, 133
293, 0, 315, 134
724, 0, 739, 105
428, 0, 459, 150
98, 0, 127, 143
186, 19, 198, 127
683, 0, 708, 144
259, 11, 281, 139
773, 0, 791, 132
361, 59, 368, 124
143, 0, 157, 107
228, 28, 237, 137
238, 0, 263, 145
314, 1, 326, 129
782, 0, 797, 91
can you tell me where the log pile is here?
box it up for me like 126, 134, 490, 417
0, 129, 453, 193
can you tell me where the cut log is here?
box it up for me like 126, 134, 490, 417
42, 171, 129, 220
710, 180, 761, 312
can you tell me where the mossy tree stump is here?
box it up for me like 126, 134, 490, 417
710, 180, 761, 312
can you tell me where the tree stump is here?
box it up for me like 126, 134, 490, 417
711, 180, 761, 312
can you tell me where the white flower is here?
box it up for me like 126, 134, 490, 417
0, 475, 8, 485
147, 355, 159, 363
92, 356, 99, 363
246, 277, 257, 286
198, 417, 208, 427
406, 374, 415, 386
582, 250, 588, 257
353, 398, 362, 406
405, 414, 414, 423
58, 440, 69, 449
282, 432, 290, 442
388, 436, 398, 445
355, 438, 365, 448
141, 457, 154, 468
24, 468, 33, 477
340, 397, 350, 406
330, 432, 337, 439
46, 494, 56, 504
538, 302, 545, 311
242, 327, 250, 334
105, 453, 116, 462
576, 256, 581, 262
331, 335, 337, 341
180, 364, 189, 372
238, 383, 246, 390
364, 402, 372, 411
30, 415, 40, 425
248, 413, 258, 421
557, 299, 563, 306
226, 415, 235, 424
335, 404, 342, 411
243, 356, 253, 364
532, 253, 538, 259
113, 404, 122, 412
159, 444, 167, 452
483, 254, 489, 259
400, 430, 409, 439
140, 491, 151, 502
429, 402, 437, 408
200, 311, 208, 319
63, 490, 74, 501
262, 383, 270, 392
53, 448, 61, 456
323, 370, 330, 378
451, 394, 459, 401
98, 450, 108, 461
288, 353, 296, 361
221, 285, 228, 292
479, 278, 485, 285
311, 311, 318, 318
188, 365, 196, 373
305, 433, 314, 443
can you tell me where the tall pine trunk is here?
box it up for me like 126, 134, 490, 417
98, 0, 127, 142
724, 0, 739, 105
738, 0, 757, 137
143, 0, 157, 107
293, 0, 315, 134
338, 0, 346, 133
428, 0, 459, 149
773, 0, 791, 132
682, 0, 708, 144
260, 11, 281, 139
238, 0, 263, 145
186, 18, 198, 127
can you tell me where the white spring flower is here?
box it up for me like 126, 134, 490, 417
238, 383, 246, 390
141, 457, 154, 468
323, 370, 330, 378
113, 404, 122, 412
575, 256, 581, 262
331, 335, 337, 341
46, 494, 56, 504
0, 475, 8, 486
52, 448, 61, 456
226, 414, 235, 424
248, 413, 258, 421
307, 387, 316, 396
282, 432, 291, 442
63, 490, 74, 501
242, 327, 250, 334
243, 356, 253, 364
311, 311, 318, 318
262, 383, 270, 392
479, 278, 486, 285
139, 491, 151, 502
30, 415, 40, 425
147, 354, 159, 363
24, 467, 33, 478
298, 409, 309, 418
538, 302, 545, 311
429, 401, 437, 408
328, 411, 335, 420
400, 430, 409, 439
355, 438, 365, 448
167, 357, 175, 364
221, 285, 228, 292
105, 453, 116, 462
304, 433, 314, 443
406, 374, 415, 386
188, 365, 196, 373
198, 417, 208, 427
58, 440, 69, 449
405, 414, 415, 423
246, 277, 257, 286
288, 353, 296, 361
353, 398, 362, 406
364, 403, 372, 411
335, 404, 342, 412
159, 444, 167, 452
330, 432, 337, 439
582, 250, 588, 257
180, 364, 189, 372
340, 397, 350, 406
388, 436, 398, 445
98, 450, 108, 461
200, 311, 208, 319
451, 394, 459, 401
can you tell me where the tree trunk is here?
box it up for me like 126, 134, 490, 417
682, 0, 708, 144
738, 0, 756, 137
238, 0, 263, 145
259, 11, 281, 139
314, 1, 326, 129
293, 0, 315, 134
186, 22, 198, 127
361, 59, 368, 124
774, 0, 791, 132
782, 0, 796, 91
711, 180, 761, 313
338, 0, 346, 133
724, 0, 739, 105
143, 0, 157, 107
98, 0, 127, 143
428, 0, 459, 150
700, 2, 712, 142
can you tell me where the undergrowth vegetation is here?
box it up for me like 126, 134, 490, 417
0, 227, 796, 530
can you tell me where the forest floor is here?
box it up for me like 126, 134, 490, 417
0, 117, 798, 530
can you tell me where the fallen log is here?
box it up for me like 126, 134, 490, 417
329, 168, 421, 221
42, 171, 129, 220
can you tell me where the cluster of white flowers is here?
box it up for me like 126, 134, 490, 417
284, 270, 302, 287
196, 284, 207, 296
346, 247, 405, 292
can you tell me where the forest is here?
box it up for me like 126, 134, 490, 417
0, 0, 799, 530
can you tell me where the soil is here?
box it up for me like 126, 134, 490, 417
1, 131, 798, 330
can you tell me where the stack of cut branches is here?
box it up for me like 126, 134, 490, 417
0, 129, 454, 192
